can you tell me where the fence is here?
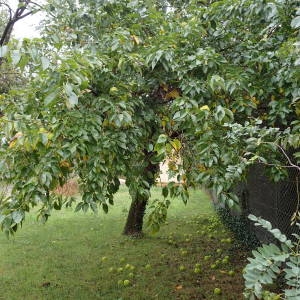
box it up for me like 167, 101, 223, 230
241, 163, 300, 243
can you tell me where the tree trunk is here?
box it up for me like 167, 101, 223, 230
123, 196, 148, 236
123, 150, 159, 236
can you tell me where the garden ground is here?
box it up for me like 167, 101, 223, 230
0, 186, 248, 299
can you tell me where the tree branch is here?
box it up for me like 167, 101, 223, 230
0, 2, 13, 20
0, 0, 41, 47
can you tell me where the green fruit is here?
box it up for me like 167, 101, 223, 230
108, 267, 114, 273
185, 238, 191, 242
128, 272, 134, 278
117, 280, 123, 286
119, 257, 126, 263
216, 248, 222, 254
222, 258, 229, 264
214, 288, 222, 295
101, 256, 107, 262
180, 250, 188, 256
226, 238, 232, 243
117, 267, 123, 273
123, 279, 130, 286
228, 270, 235, 276
129, 265, 135, 271
194, 267, 201, 273
195, 263, 201, 268
125, 264, 131, 269
145, 264, 151, 269
210, 264, 217, 269
204, 255, 211, 261
179, 265, 186, 271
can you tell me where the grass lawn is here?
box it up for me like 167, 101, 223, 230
0, 186, 247, 300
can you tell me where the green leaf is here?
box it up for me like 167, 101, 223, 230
214, 106, 226, 122
162, 186, 168, 198
156, 134, 167, 144
170, 139, 181, 151
102, 203, 108, 214
11, 50, 21, 65
64, 83, 78, 107
0, 45, 8, 57
209, 75, 225, 91
41, 56, 50, 70
291, 16, 300, 29
44, 90, 58, 106
11, 211, 24, 224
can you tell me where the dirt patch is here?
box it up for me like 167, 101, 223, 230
54, 178, 79, 196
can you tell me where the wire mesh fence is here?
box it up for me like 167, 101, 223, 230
244, 163, 300, 243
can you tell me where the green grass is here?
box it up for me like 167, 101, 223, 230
0, 186, 247, 300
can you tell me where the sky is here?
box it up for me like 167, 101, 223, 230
5, 0, 44, 39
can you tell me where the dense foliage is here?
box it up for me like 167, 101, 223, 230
0, 0, 299, 236
244, 215, 300, 299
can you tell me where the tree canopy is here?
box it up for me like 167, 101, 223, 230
0, 0, 299, 236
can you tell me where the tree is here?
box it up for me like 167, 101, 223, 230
0, 0, 299, 237
0, 0, 40, 46
0, 0, 41, 96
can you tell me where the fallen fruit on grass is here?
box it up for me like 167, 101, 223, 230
128, 272, 134, 278
194, 267, 201, 273
145, 264, 151, 269
222, 258, 229, 264
180, 250, 188, 256
228, 270, 235, 276
179, 265, 186, 271
125, 264, 131, 270
195, 263, 201, 268
123, 280, 130, 286
101, 256, 107, 262
108, 267, 114, 273
117, 267, 123, 273
204, 255, 211, 261
214, 288, 222, 295
210, 264, 217, 269
216, 248, 222, 254
119, 257, 126, 263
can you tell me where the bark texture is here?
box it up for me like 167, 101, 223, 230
123, 197, 148, 236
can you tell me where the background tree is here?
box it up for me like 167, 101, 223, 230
0, 0, 299, 237
0, 0, 41, 96
0, 0, 40, 46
